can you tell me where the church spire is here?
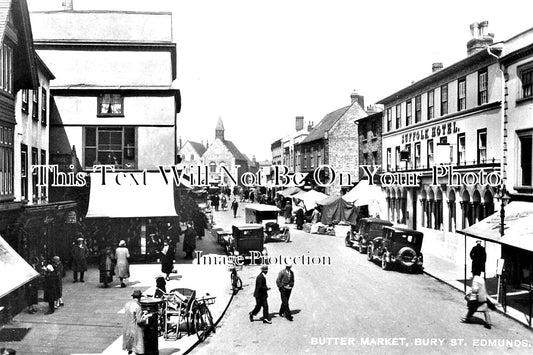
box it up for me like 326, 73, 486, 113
215, 117, 225, 141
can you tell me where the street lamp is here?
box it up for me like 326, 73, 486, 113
496, 184, 510, 236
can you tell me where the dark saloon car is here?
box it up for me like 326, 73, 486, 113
345, 218, 393, 253
367, 226, 424, 273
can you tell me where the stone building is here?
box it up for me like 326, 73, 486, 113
298, 92, 371, 194
179, 140, 206, 165
201, 117, 248, 187
356, 111, 384, 174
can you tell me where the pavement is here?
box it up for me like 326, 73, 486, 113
0, 220, 234, 355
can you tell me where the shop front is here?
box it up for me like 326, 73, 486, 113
83, 172, 179, 261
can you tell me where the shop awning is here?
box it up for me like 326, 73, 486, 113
85, 172, 178, 218
0, 235, 39, 299
342, 179, 369, 203
292, 189, 328, 210
277, 186, 302, 197
459, 201, 533, 252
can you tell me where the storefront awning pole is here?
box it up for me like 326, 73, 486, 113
464, 232, 467, 293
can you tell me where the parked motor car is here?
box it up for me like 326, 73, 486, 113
225, 224, 267, 261
345, 218, 393, 253
245, 204, 290, 243
367, 226, 424, 273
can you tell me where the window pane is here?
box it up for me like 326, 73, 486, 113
85, 127, 96, 146
520, 134, 532, 186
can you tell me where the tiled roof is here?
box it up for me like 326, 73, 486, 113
0, 0, 11, 44
301, 105, 350, 144
222, 139, 247, 162
187, 141, 206, 156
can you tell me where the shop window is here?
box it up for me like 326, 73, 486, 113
414, 142, 421, 169
458, 77, 466, 111
457, 133, 466, 166
517, 130, 532, 187
0, 43, 13, 94
98, 94, 124, 116
310, 147, 315, 168
32, 88, 39, 120
427, 90, 434, 119
427, 139, 434, 168
415, 95, 421, 123
41, 89, 47, 125
477, 129, 487, 164
84, 127, 136, 169
32, 148, 38, 201
0, 124, 14, 197
21, 89, 29, 113
395, 146, 400, 171
478, 68, 488, 105
21, 144, 28, 200
405, 100, 412, 126
386, 148, 391, 171
40, 150, 47, 199
520, 66, 533, 99
386, 108, 392, 131
395, 104, 401, 129
441, 84, 448, 116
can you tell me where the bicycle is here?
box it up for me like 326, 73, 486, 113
192, 294, 216, 341
229, 264, 243, 295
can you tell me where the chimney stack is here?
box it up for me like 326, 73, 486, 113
350, 91, 365, 109
307, 121, 314, 132
467, 21, 494, 56
295, 116, 304, 131
62, 0, 74, 11
432, 62, 443, 72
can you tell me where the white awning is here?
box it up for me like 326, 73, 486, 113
459, 201, 533, 252
0, 236, 39, 299
85, 172, 178, 218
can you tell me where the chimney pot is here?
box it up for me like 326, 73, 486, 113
350, 91, 365, 109
432, 62, 443, 72
467, 21, 493, 56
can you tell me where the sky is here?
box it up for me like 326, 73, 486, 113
27, 0, 533, 161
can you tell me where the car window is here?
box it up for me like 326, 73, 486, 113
370, 224, 384, 233
394, 233, 419, 244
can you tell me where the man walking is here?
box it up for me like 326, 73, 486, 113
249, 265, 271, 324
276, 261, 295, 321
71, 236, 89, 283
470, 240, 486, 276
231, 198, 239, 218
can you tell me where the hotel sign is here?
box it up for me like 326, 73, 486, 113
401, 121, 460, 144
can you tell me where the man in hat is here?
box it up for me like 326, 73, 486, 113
249, 265, 271, 324
470, 240, 486, 276
276, 260, 295, 321
71, 236, 89, 282
123, 290, 147, 355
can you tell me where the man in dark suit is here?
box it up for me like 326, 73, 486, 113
249, 265, 271, 324
276, 261, 295, 321
470, 240, 486, 276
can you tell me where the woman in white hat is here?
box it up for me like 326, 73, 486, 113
115, 240, 130, 288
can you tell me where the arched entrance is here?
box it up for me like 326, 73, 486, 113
461, 190, 471, 228
448, 189, 456, 232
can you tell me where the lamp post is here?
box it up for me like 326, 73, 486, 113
496, 184, 510, 236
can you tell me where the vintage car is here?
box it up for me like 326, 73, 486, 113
345, 218, 393, 253
224, 224, 267, 261
245, 204, 290, 243
367, 226, 424, 273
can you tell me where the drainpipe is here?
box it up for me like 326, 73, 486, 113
486, 43, 505, 184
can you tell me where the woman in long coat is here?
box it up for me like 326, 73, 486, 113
123, 290, 146, 354
115, 240, 130, 288
99, 246, 115, 288
43, 264, 58, 314
183, 222, 197, 260
160, 240, 174, 281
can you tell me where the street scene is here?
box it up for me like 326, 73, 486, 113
1, 0, 533, 355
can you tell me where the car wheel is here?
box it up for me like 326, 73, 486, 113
398, 246, 416, 269
381, 254, 389, 270
367, 245, 373, 261
345, 234, 352, 248
284, 229, 291, 243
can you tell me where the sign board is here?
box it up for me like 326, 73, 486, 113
496, 258, 505, 276
0, 236, 39, 299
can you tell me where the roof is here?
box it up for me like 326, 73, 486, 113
232, 224, 263, 230
383, 226, 424, 236
359, 218, 393, 225
185, 141, 206, 157
377, 49, 494, 105
459, 201, 533, 252
301, 105, 350, 144
216, 117, 225, 131
245, 204, 281, 212
221, 139, 247, 161
0, 0, 38, 90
